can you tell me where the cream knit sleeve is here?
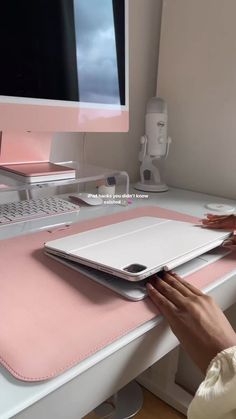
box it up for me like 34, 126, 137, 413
188, 347, 236, 419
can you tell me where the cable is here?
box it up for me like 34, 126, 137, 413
82, 132, 87, 167
79, 132, 87, 193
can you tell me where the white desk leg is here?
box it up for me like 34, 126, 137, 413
137, 347, 193, 415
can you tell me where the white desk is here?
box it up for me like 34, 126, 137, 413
1, 188, 236, 419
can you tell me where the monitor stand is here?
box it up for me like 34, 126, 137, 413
0, 130, 53, 165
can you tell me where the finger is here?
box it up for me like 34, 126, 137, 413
222, 241, 236, 250
223, 235, 236, 245
205, 214, 229, 220
146, 283, 177, 318
223, 239, 234, 246
203, 215, 236, 229
170, 272, 203, 296
202, 215, 231, 225
202, 222, 224, 229
202, 218, 222, 225
202, 220, 229, 226
201, 220, 215, 225
162, 272, 192, 297
201, 215, 218, 223
154, 277, 186, 308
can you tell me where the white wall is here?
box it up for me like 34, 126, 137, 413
35, 0, 163, 182
84, 0, 163, 182
157, 0, 236, 199
50, 133, 83, 163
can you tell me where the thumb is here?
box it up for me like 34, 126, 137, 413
223, 235, 236, 249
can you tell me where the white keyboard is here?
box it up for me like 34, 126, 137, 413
0, 197, 80, 228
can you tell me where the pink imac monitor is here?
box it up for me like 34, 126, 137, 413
0, 0, 129, 133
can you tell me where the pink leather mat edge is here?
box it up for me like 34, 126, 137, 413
0, 206, 235, 382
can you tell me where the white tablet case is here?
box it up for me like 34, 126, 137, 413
44, 217, 230, 281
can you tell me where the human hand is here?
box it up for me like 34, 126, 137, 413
223, 234, 236, 250
201, 214, 236, 231
147, 273, 236, 373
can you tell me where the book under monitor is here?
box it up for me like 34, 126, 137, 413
0, 162, 76, 183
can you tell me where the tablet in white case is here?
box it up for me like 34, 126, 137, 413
44, 217, 230, 281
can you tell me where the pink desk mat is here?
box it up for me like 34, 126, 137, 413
0, 206, 236, 382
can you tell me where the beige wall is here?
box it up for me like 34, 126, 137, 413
158, 0, 236, 199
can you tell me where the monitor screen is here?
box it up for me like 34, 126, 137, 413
0, 0, 129, 132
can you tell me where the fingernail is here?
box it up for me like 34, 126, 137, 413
223, 240, 232, 245
170, 271, 177, 276
146, 283, 154, 290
